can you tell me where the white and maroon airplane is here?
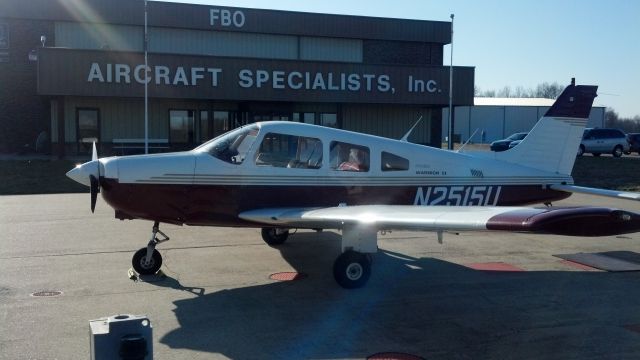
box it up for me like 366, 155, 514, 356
67, 80, 640, 288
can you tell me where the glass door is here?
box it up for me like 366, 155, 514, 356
76, 108, 100, 155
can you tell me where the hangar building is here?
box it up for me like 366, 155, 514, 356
443, 98, 606, 144
0, 0, 474, 156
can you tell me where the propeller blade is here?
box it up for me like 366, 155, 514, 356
92, 142, 98, 161
90, 175, 99, 213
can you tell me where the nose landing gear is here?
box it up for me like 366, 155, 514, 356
132, 221, 170, 275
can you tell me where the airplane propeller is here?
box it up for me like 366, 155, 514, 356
90, 174, 99, 213
65, 142, 102, 213
89, 142, 100, 213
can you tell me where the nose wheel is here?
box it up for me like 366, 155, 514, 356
132, 248, 162, 275
261, 227, 289, 245
132, 221, 170, 275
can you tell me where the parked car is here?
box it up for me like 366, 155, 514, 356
578, 128, 629, 157
508, 139, 523, 149
627, 133, 640, 155
490, 132, 528, 152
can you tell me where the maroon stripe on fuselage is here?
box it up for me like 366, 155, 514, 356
100, 178, 571, 226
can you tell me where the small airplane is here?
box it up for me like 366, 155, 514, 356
67, 79, 640, 288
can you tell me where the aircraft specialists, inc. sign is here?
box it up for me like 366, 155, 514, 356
37, 48, 474, 105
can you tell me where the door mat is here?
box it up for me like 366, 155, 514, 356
554, 251, 640, 272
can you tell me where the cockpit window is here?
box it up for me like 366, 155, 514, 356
255, 133, 323, 169
196, 125, 259, 164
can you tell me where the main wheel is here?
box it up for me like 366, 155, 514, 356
592, 153, 601, 157
132, 248, 162, 275
577, 145, 585, 156
612, 145, 623, 158
261, 227, 289, 246
333, 251, 372, 289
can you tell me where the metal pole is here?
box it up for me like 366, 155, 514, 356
144, 0, 149, 154
447, 14, 454, 150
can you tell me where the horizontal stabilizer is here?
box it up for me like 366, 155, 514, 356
550, 184, 640, 201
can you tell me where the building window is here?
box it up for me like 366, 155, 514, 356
213, 111, 230, 137
256, 133, 322, 169
330, 141, 369, 172
293, 112, 316, 124
320, 113, 338, 128
381, 152, 409, 171
169, 110, 194, 144
0, 23, 8, 49
76, 108, 99, 154
199, 110, 209, 143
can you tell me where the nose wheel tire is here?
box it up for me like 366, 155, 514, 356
261, 227, 289, 246
132, 248, 163, 275
333, 251, 372, 289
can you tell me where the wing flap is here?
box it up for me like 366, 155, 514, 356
240, 205, 640, 236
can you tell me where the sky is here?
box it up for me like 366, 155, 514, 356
159, 0, 640, 118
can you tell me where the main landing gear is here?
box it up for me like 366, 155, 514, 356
132, 221, 170, 275
260, 225, 377, 289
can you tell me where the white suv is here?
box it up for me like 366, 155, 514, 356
578, 128, 629, 157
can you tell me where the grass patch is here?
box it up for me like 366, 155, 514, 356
0, 160, 87, 195
0, 156, 638, 195
571, 156, 640, 192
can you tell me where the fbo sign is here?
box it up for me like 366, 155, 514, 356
210, 9, 245, 28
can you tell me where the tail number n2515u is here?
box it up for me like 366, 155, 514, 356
413, 186, 502, 206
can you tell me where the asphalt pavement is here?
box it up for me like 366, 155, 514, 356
1, 192, 640, 359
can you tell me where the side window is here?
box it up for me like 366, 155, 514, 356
381, 152, 409, 171
330, 141, 369, 172
256, 133, 323, 169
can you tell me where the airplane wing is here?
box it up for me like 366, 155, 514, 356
240, 205, 640, 237
550, 184, 640, 201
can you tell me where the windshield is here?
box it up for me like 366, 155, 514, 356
195, 125, 259, 164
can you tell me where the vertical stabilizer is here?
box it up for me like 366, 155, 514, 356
496, 82, 598, 175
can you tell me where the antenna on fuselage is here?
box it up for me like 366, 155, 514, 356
456, 128, 480, 153
400, 116, 423, 142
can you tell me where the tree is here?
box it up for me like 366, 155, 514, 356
605, 108, 640, 133
534, 82, 563, 99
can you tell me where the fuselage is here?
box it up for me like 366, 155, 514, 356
91, 122, 572, 226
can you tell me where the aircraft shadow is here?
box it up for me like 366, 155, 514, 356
160, 232, 640, 359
